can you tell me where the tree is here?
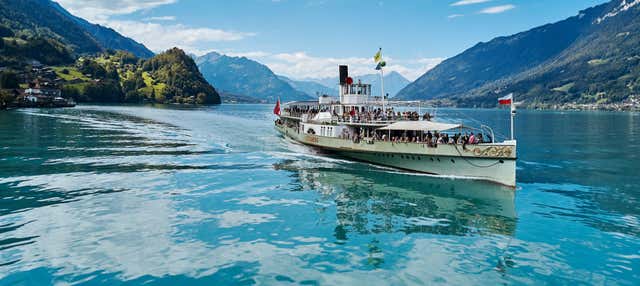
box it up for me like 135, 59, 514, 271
0, 25, 13, 37
106, 67, 119, 81
83, 80, 123, 103
0, 90, 16, 109
78, 59, 107, 78
61, 85, 82, 100
124, 90, 143, 103
0, 71, 19, 89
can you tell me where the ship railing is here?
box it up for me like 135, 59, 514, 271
334, 117, 397, 125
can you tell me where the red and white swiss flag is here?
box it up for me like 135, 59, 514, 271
273, 98, 281, 115
498, 93, 513, 105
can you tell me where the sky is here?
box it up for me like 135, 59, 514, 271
56, 0, 609, 80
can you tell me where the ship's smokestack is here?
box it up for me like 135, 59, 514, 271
339, 65, 348, 85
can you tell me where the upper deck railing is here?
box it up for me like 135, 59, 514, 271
281, 109, 430, 125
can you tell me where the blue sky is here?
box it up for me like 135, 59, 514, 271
57, 0, 608, 80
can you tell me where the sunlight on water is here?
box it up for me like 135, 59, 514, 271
0, 105, 638, 285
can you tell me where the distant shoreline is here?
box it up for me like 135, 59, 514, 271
3, 102, 638, 113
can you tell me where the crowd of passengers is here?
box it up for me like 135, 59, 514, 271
284, 106, 324, 119
340, 129, 490, 148
283, 106, 432, 122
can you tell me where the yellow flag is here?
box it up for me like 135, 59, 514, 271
374, 49, 382, 63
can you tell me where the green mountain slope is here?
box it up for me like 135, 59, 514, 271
397, 0, 640, 107
59, 48, 220, 104
0, 0, 153, 58
142, 48, 220, 104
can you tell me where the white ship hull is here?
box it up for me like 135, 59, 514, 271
276, 124, 516, 187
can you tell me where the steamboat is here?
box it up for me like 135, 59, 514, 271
274, 64, 517, 187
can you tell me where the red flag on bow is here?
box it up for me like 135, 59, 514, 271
273, 98, 281, 115
498, 93, 513, 105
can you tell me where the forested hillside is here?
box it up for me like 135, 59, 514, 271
59, 49, 220, 104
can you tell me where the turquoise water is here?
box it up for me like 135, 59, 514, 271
0, 104, 638, 285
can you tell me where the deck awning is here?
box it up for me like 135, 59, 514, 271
378, 121, 461, 132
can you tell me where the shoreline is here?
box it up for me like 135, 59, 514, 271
3, 101, 639, 113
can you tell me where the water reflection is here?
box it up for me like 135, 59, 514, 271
276, 161, 517, 238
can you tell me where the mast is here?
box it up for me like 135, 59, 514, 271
375, 47, 386, 112
510, 94, 516, 140
380, 67, 385, 111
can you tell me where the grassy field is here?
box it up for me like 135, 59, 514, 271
51, 66, 90, 81
552, 82, 575, 93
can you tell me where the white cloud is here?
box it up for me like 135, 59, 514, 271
478, 4, 515, 14
55, 0, 254, 53
55, 0, 178, 22
142, 16, 176, 21
224, 51, 271, 58
55, 0, 441, 80
448, 14, 464, 19
450, 0, 492, 6
101, 20, 255, 53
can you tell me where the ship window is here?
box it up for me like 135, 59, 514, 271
451, 159, 455, 163
499, 160, 504, 164
430, 158, 434, 161
437, 158, 441, 162
418, 157, 421, 160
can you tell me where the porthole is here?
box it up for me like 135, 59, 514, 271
451, 159, 455, 163
437, 158, 441, 162
430, 158, 434, 161
499, 160, 504, 164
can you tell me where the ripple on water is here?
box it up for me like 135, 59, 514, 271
0, 106, 639, 285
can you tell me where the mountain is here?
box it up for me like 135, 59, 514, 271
57, 48, 219, 104
0, 0, 153, 58
195, 52, 312, 102
278, 76, 338, 97
307, 71, 410, 98
141, 48, 220, 104
397, 0, 640, 107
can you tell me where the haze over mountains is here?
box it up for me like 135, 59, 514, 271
397, 0, 640, 107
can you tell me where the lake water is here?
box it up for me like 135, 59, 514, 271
0, 104, 638, 285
